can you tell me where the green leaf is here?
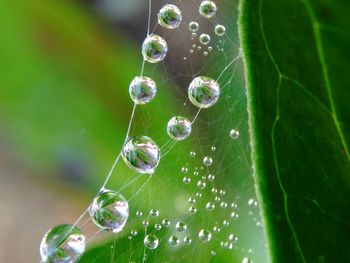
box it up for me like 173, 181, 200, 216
239, 0, 350, 262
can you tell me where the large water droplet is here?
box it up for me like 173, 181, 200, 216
188, 76, 220, 108
122, 136, 160, 174
214, 25, 226, 36
198, 229, 212, 242
40, 224, 85, 263
167, 116, 192, 141
199, 1, 217, 18
142, 34, 168, 63
203, 156, 213, 166
89, 190, 129, 233
158, 4, 182, 29
144, 234, 159, 250
129, 76, 156, 104
199, 34, 211, 45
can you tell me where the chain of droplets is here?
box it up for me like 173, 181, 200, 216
38, 1, 251, 263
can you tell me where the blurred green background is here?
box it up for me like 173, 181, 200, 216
0, 0, 266, 262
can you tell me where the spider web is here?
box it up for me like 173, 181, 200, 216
62, 0, 268, 262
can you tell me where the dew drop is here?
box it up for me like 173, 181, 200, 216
213, 226, 221, 233
167, 116, 192, 141
206, 202, 215, 211
142, 34, 168, 63
143, 220, 149, 227
242, 257, 253, 263
211, 146, 216, 151
211, 188, 218, 194
192, 32, 197, 38
190, 151, 196, 157
199, 34, 211, 45
155, 224, 162, 231
199, 1, 217, 18
175, 222, 187, 232
198, 229, 212, 242
208, 46, 213, 52
158, 4, 182, 29
219, 190, 226, 196
162, 219, 171, 228
150, 209, 159, 217
189, 206, 197, 214
211, 250, 216, 256
136, 211, 143, 217
129, 76, 156, 105
169, 235, 180, 246
215, 196, 221, 202
194, 171, 199, 176
89, 190, 129, 233
40, 224, 85, 263
223, 220, 230, 227
248, 198, 258, 207
208, 174, 215, 181
144, 234, 159, 250
181, 167, 188, 173
131, 230, 137, 236
184, 236, 192, 244
183, 176, 191, 184
229, 234, 238, 242
189, 21, 199, 32
214, 25, 226, 36
188, 76, 220, 108
220, 202, 228, 208
122, 136, 160, 174
230, 129, 240, 139
188, 197, 196, 204
203, 156, 213, 166
197, 180, 206, 189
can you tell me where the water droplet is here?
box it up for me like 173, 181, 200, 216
162, 219, 171, 228
168, 235, 180, 246
183, 176, 191, 184
188, 76, 220, 108
131, 230, 137, 236
231, 211, 239, 219
211, 146, 216, 151
175, 222, 187, 232
248, 198, 258, 207
197, 45, 202, 50
158, 4, 182, 29
167, 116, 192, 141
223, 220, 230, 227
143, 220, 149, 227
230, 129, 240, 139
199, 1, 217, 18
189, 206, 197, 214
229, 234, 238, 242
188, 197, 196, 204
155, 224, 162, 231
129, 76, 156, 104
189, 21, 199, 32
206, 202, 215, 211
211, 188, 218, 194
183, 236, 192, 244
242, 257, 253, 263
203, 156, 213, 166
181, 167, 188, 173
198, 229, 212, 242
208, 174, 215, 181
196, 192, 202, 198
190, 151, 196, 157
136, 211, 143, 217
214, 25, 226, 36
89, 190, 128, 233
213, 226, 221, 233
208, 46, 213, 51
192, 32, 197, 38
215, 196, 221, 202
189, 49, 194, 54
199, 34, 211, 45
220, 202, 228, 208
150, 209, 159, 217
211, 250, 216, 256
194, 171, 199, 176
197, 180, 206, 189
142, 34, 168, 63
219, 190, 226, 196
122, 136, 160, 174
144, 234, 159, 250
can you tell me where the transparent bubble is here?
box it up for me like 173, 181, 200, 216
199, 1, 217, 18
203, 156, 213, 166
203, 51, 208, 56
206, 202, 215, 211
175, 222, 187, 232
150, 209, 159, 217
122, 136, 160, 174
208, 174, 215, 181
162, 219, 171, 228
142, 34, 168, 63
129, 76, 156, 105
89, 190, 129, 233
230, 129, 240, 139
183, 176, 191, 184
40, 224, 85, 263
189, 21, 199, 32
208, 46, 213, 52
183, 236, 192, 244
136, 211, 143, 217
198, 229, 212, 242
214, 25, 226, 36
199, 34, 211, 45
167, 116, 192, 141
181, 167, 189, 173
189, 206, 197, 214
188, 76, 220, 108
144, 234, 159, 250
169, 235, 180, 246
197, 45, 202, 50
190, 151, 196, 157
197, 180, 206, 189
158, 4, 182, 29
155, 224, 162, 231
